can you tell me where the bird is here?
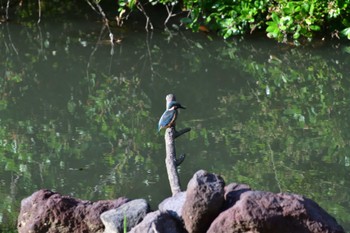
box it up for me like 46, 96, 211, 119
158, 101, 186, 132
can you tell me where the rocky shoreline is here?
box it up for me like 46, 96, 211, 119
17, 170, 345, 233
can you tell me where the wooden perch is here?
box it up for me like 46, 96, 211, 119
163, 94, 191, 196
165, 127, 181, 195
175, 128, 191, 138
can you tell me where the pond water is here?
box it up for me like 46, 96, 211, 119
1, 14, 350, 232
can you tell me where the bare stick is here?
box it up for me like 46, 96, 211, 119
175, 128, 191, 138
6, 23, 18, 55
37, 0, 41, 24
136, 2, 154, 31
164, 4, 174, 27
85, 0, 98, 13
145, 32, 154, 73
85, 0, 115, 44
86, 25, 107, 79
165, 127, 181, 195
6, 0, 10, 20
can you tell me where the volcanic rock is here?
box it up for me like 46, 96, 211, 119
17, 189, 128, 233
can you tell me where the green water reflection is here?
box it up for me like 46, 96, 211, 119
1, 19, 350, 232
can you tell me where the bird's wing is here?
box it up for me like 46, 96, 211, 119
158, 110, 175, 129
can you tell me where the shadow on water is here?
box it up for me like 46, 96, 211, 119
1, 12, 350, 231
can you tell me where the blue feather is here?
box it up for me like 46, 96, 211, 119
157, 101, 186, 132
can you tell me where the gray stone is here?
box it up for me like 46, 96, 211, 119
158, 191, 186, 221
182, 170, 225, 233
100, 199, 149, 233
129, 210, 185, 233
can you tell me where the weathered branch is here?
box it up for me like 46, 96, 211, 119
85, 0, 115, 44
37, 0, 41, 24
164, 126, 191, 195
164, 4, 175, 27
165, 127, 181, 195
136, 2, 153, 31
6, 0, 10, 20
175, 128, 191, 138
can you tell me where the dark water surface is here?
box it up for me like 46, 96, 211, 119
1, 17, 350, 231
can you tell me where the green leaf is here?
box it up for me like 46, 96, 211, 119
310, 25, 320, 31
309, 2, 315, 16
284, 108, 302, 115
280, 25, 287, 31
293, 32, 300, 39
180, 17, 193, 24
223, 29, 233, 39
341, 27, 350, 39
266, 21, 278, 33
305, 18, 312, 25
266, 21, 280, 38
271, 12, 280, 23
123, 213, 127, 233
129, 0, 136, 10
343, 46, 350, 54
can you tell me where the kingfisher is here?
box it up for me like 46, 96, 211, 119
158, 101, 186, 132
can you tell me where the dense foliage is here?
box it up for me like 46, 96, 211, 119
1, 0, 349, 42
116, 0, 350, 43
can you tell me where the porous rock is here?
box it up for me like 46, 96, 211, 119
17, 189, 128, 233
223, 182, 251, 210
207, 190, 345, 233
182, 170, 225, 233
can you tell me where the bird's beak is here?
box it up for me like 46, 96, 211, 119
179, 106, 186, 109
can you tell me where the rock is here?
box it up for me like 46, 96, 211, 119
129, 210, 185, 233
100, 199, 150, 233
182, 170, 225, 233
158, 191, 186, 221
17, 189, 128, 233
207, 190, 345, 233
223, 182, 251, 210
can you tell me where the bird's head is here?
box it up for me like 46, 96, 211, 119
167, 101, 186, 110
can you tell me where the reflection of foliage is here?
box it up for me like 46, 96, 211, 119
2, 0, 81, 22
0, 21, 160, 231
82, 73, 157, 172
209, 42, 350, 226
1, 17, 350, 232
0, 70, 159, 231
